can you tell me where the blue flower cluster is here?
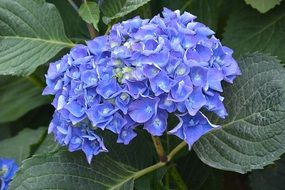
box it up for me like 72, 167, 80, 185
0, 159, 18, 190
44, 8, 240, 163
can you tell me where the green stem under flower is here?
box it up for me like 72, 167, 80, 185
167, 141, 187, 161
133, 141, 187, 180
67, 0, 79, 11
151, 136, 168, 162
82, 0, 97, 38
105, 24, 112, 35
169, 166, 188, 190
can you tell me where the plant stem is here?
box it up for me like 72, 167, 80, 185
82, 0, 97, 38
165, 172, 170, 190
181, 0, 192, 12
132, 141, 188, 180
105, 24, 112, 35
133, 161, 165, 180
151, 136, 168, 162
169, 166, 188, 190
86, 24, 97, 38
67, 0, 79, 11
167, 141, 187, 161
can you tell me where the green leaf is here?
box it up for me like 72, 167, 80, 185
0, 126, 10, 141
244, 0, 282, 13
10, 149, 135, 190
189, 0, 223, 31
47, 0, 89, 39
223, 2, 285, 62
79, 2, 100, 31
0, 0, 74, 76
250, 154, 285, 190
0, 76, 49, 123
100, 0, 151, 24
135, 167, 168, 190
34, 133, 60, 155
193, 53, 285, 173
10, 132, 158, 189
0, 127, 46, 164
177, 151, 223, 190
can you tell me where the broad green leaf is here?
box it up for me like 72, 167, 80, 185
177, 151, 223, 190
0, 0, 74, 76
0, 126, 10, 141
34, 133, 60, 155
10, 132, 158, 189
0, 127, 46, 164
250, 155, 285, 190
100, 0, 151, 24
10, 150, 135, 190
245, 0, 282, 13
193, 53, 285, 173
79, 2, 100, 31
160, 0, 240, 36
189, 0, 223, 31
223, 2, 285, 62
0, 76, 49, 123
47, 0, 89, 39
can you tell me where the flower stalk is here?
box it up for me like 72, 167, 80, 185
82, 0, 97, 38
133, 140, 187, 180
151, 136, 168, 162
169, 166, 188, 190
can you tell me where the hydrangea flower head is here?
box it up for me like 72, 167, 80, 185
44, 8, 241, 163
0, 158, 18, 190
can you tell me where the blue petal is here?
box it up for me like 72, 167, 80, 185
170, 77, 193, 102
96, 78, 121, 99
190, 66, 208, 87
206, 68, 223, 92
115, 92, 131, 114
169, 112, 220, 147
144, 110, 168, 136
185, 87, 206, 116
81, 70, 98, 87
205, 92, 228, 119
106, 113, 127, 134
125, 80, 148, 98
117, 126, 137, 145
86, 36, 109, 55
70, 45, 88, 59
128, 97, 159, 123
158, 94, 176, 113
86, 102, 118, 129
149, 71, 176, 96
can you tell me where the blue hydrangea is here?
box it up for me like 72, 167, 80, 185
43, 8, 241, 163
0, 158, 18, 190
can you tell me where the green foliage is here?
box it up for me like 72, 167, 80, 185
177, 151, 223, 190
34, 133, 59, 155
0, 0, 74, 76
47, 0, 89, 39
188, 0, 223, 31
10, 133, 158, 190
0, 127, 46, 164
223, 2, 285, 62
0, 0, 285, 189
0, 76, 48, 123
100, 0, 151, 24
250, 155, 285, 190
194, 53, 285, 173
79, 2, 100, 31
244, 0, 282, 13
10, 150, 137, 190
